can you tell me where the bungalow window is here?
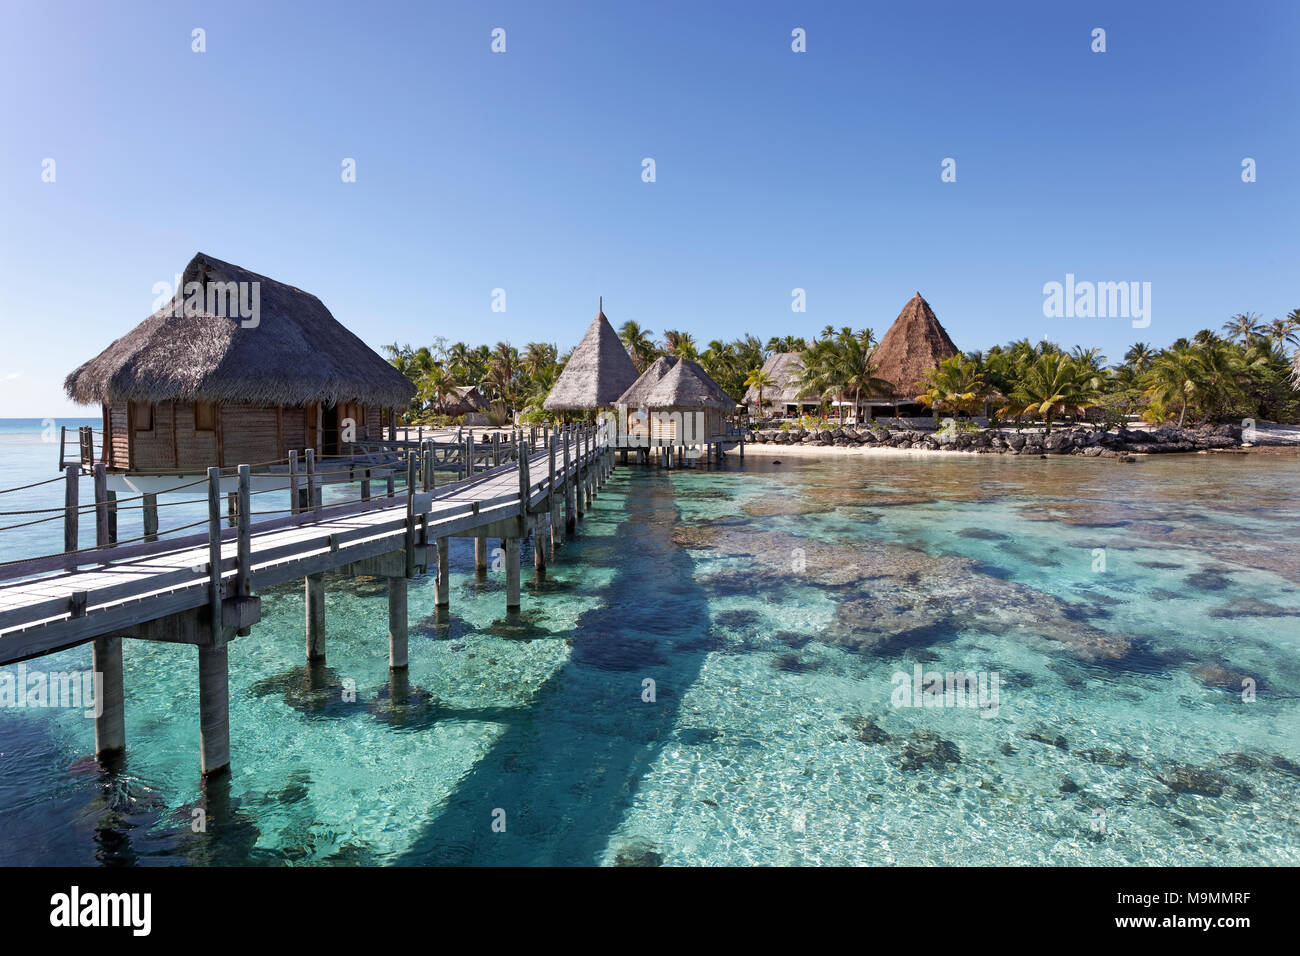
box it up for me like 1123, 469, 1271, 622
194, 401, 216, 432
130, 401, 154, 433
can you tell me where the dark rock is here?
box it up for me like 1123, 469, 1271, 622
613, 842, 664, 867
1158, 763, 1228, 797
897, 730, 961, 771
1024, 727, 1069, 750
843, 715, 892, 745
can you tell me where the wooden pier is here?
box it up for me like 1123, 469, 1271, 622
0, 425, 613, 777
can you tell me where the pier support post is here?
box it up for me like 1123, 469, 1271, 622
548, 435, 560, 548
388, 576, 408, 669
474, 532, 488, 575
198, 641, 230, 777
563, 425, 575, 532
505, 538, 521, 611
92, 635, 125, 758
436, 537, 450, 608
533, 518, 546, 574
305, 573, 326, 661
142, 493, 158, 542
63, 464, 78, 559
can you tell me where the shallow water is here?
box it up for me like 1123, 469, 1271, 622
1, 421, 1298, 865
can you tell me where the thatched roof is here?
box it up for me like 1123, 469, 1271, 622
742, 352, 815, 406
65, 253, 416, 409
440, 385, 489, 415
615, 355, 678, 407
542, 309, 640, 410
634, 357, 737, 410
870, 293, 959, 399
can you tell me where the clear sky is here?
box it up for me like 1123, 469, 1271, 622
1, 0, 1296, 416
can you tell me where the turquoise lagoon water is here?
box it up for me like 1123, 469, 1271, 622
0, 418, 1298, 865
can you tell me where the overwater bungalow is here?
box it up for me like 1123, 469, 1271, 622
63, 252, 415, 490
616, 355, 738, 462
542, 302, 640, 416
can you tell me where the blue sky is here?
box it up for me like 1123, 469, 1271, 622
1, 0, 1296, 416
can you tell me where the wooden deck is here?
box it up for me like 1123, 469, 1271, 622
0, 427, 613, 775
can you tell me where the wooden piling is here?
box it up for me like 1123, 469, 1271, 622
563, 425, 574, 532
474, 533, 488, 575
92, 635, 125, 758
305, 448, 319, 510
198, 642, 230, 776
436, 537, 450, 608
549, 435, 561, 547
206, 468, 222, 641
388, 576, 408, 669
305, 573, 326, 661
63, 464, 78, 559
404, 452, 417, 578
505, 538, 520, 611
143, 493, 158, 542
288, 450, 300, 514
93, 463, 109, 548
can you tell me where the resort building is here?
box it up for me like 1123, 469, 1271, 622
441, 385, 490, 420
64, 252, 415, 479
742, 352, 822, 418
542, 303, 640, 415
743, 292, 959, 422
864, 293, 960, 420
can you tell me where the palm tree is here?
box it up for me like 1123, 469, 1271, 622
1223, 312, 1264, 343
619, 321, 657, 371
1264, 317, 1300, 350
662, 330, 697, 360
1142, 348, 1201, 426
1123, 342, 1155, 374
832, 331, 888, 423
1000, 353, 1098, 433
766, 335, 805, 354
744, 368, 775, 416
916, 355, 991, 423
417, 363, 459, 414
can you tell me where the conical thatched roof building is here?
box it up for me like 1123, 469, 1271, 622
870, 293, 959, 401
637, 357, 737, 410
543, 307, 640, 412
616, 355, 678, 408
65, 252, 414, 473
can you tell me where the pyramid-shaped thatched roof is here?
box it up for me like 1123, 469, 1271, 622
543, 309, 641, 411
636, 357, 737, 410
742, 352, 812, 406
64, 253, 416, 409
616, 355, 678, 407
870, 293, 959, 399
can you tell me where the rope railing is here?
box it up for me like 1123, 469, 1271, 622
0, 474, 69, 495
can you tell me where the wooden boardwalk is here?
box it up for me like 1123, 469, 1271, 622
0, 427, 613, 775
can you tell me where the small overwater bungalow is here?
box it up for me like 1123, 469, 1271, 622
63, 252, 415, 491
616, 355, 739, 464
